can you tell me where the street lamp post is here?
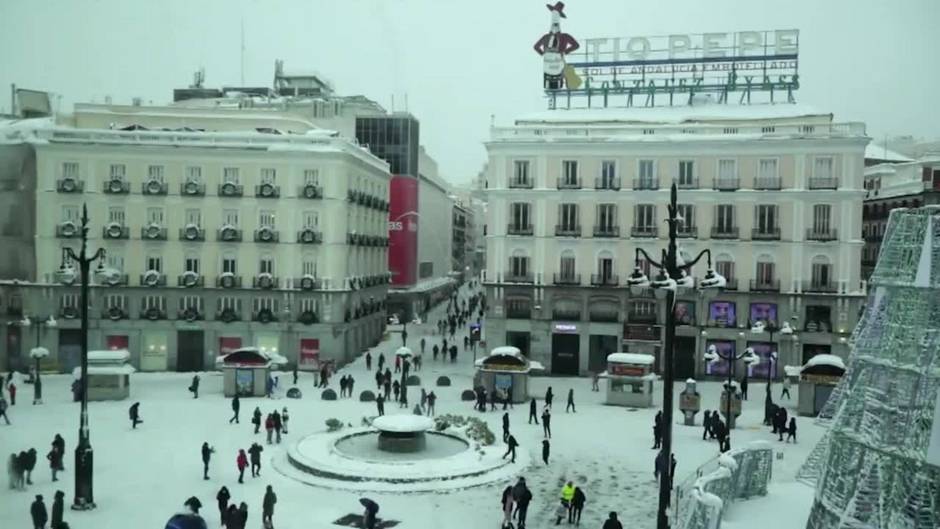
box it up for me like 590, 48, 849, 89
624, 183, 727, 529
60, 205, 106, 511
703, 344, 759, 449
21, 315, 57, 404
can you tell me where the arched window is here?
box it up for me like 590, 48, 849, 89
559, 249, 576, 281
810, 255, 833, 291
596, 250, 615, 285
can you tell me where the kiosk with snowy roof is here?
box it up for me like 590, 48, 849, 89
473, 346, 543, 404
796, 353, 846, 417
602, 353, 656, 408
72, 349, 135, 401
217, 347, 287, 397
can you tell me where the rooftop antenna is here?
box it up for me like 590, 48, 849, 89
404, 93, 408, 113
391, 94, 395, 112
240, 18, 246, 86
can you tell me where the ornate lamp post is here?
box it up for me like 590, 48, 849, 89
624, 182, 727, 529
59, 205, 107, 511
22, 315, 57, 404
703, 344, 759, 448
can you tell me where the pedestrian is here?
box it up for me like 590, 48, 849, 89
560, 482, 576, 523
248, 442, 263, 477
399, 384, 409, 408
553, 499, 568, 526
8, 453, 17, 490
189, 375, 200, 399
542, 406, 552, 438
476, 388, 487, 412
401, 328, 408, 347
265, 375, 274, 398
347, 375, 355, 397
702, 410, 712, 440
236, 449, 248, 484
489, 389, 498, 411
230, 395, 240, 424
542, 439, 550, 465
426, 391, 436, 417
566, 388, 575, 413
50, 490, 64, 529
463, 335, 469, 350
432, 344, 439, 361
0, 395, 9, 425
653, 411, 663, 449
24, 448, 36, 485
129, 402, 142, 429
377, 353, 385, 372
502, 435, 519, 463
252, 407, 262, 434
545, 387, 553, 408
362, 499, 379, 529
236, 503, 248, 529
392, 380, 400, 401
776, 407, 789, 442
402, 359, 411, 378
339, 375, 348, 398
272, 410, 283, 444
786, 417, 797, 443
741, 375, 749, 400
781, 377, 792, 399
450, 345, 458, 363
383, 379, 391, 400
366, 352, 372, 371
384, 368, 392, 386
14, 451, 26, 489
8, 381, 16, 406
571, 486, 586, 525
265, 414, 274, 444
502, 412, 510, 443
262, 485, 277, 527
281, 407, 289, 435
30, 494, 47, 529
512, 478, 532, 529
602, 512, 623, 529
591, 372, 600, 392
46, 446, 61, 482
216, 486, 230, 526
420, 337, 426, 355
319, 365, 329, 388
528, 398, 539, 424
201, 442, 214, 480
376, 394, 385, 416
501, 485, 515, 528
292, 363, 298, 386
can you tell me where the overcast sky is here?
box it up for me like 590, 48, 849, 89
1, 0, 937, 183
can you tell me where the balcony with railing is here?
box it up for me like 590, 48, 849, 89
255, 183, 280, 198
180, 181, 206, 196
752, 227, 781, 241
590, 274, 619, 286
676, 225, 697, 238
595, 177, 621, 191
710, 226, 740, 239
803, 280, 838, 293
252, 275, 279, 289
56, 223, 79, 238
623, 323, 662, 342
102, 224, 130, 239
633, 177, 659, 190
713, 178, 740, 191
593, 225, 620, 238
177, 274, 205, 287
631, 225, 658, 238
675, 177, 699, 190
140, 225, 168, 241
505, 271, 534, 284
218, 182, 244, 197
507, 223, 534, 236
806, 228, 838, 241
509, 178, 534, 189
56, 178, 84, 193
179, 226, 205, 241
556, 177, 582, 190
297, 229, 323, 244
723, 278, 739, 290
216, 275, 243, 288
754, 177, 782, 190
142, 180, 169, 195
553, 273, 581, 286
103, 179, 130, 194
139, 272, 167, 287
808, 177, 839, 190
749, 279, 780, 292
254, 228, 280, 243
555, 224, 582, 237
217, 227, 243, 242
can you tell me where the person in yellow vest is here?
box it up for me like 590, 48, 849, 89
559, 480, 575, 523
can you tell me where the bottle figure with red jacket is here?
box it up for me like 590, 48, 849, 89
533, 2, 580, 89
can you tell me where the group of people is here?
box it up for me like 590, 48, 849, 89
337, 375, 356, 398
213, 485, 273, 529
700, 410, 731, 452
11, 433, 69, 529
250, 406, 289, 445
30, 492, 67, 529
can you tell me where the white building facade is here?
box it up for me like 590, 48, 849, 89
483, 105, 869, 378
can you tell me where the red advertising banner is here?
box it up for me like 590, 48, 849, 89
388, 175, 419, 286
300, 338, 320, 369
219, 337, 242, 355
106, 335, 129, 350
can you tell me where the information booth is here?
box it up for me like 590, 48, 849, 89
473, 346, 543, 404
73, 349, 135, 401
218, 347, 287, 397
602, 353, 656, 407
797, 354, 846, 417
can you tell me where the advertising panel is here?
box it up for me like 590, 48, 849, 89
705, 340, 734, 376
746, 341, 776, 379
300, 338, 320, 370
708, 301, 737, 328
219, 337, 242, 355
106, 335, 129, 350
674, 301, 696, 326
749, 303, 778, 326
388, 175, 419, 286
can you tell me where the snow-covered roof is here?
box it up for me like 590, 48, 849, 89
372, 414, 434, 433
73, 365, 135, 377
489, 346, 522, 358
607, 353, 655, 365
217, 347, 285, 367
88, 349, 131, 363
395, 347, 413, 357
516, 103, 828, 126
802, 354, 846, 372
865, 143, 913, 163
29, 347, 50, 359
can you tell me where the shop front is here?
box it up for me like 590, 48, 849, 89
141, 331, 168, 372
551, 323, 580, 375
603, 353, 656, 407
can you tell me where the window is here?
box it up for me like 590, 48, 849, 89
510, 255, 529, 277
219, 296, 239, 312
559, 203, 578, 230
222, 167, 239, 184
60, 293, 79, 310
632, 300, 657, 317
716, 260, 735, 280
302, 259, 317, 277
106, 253, 125, 271
559, 253, 576, 278
759, 159, 777, 181
62, 205, 79, 223
756, 205, 778, 233
185, 209, 202, 227
303, 169, 320, 185
812, 263, 832, 287
513, 160, 530, 185
260, 168, 277, 184
108, 206, 125, 225
109, 164, 126, 180
253, 297, 278, 313
222, 256, 237, 274
677, 204, 695, 227
259, 210, 276, 228
146, 207, 164, 225
185, 166, 203, 183
718, 159, 737, 180
146, 256, 162, 273
147, 165, 165, 183
562, 160, 578, 185
716, 205, 735, 231
143, 295, 165, 311
756, 262, 775, 283
105, 294, 126, 309
259, 257, 275, 275
510, 203, 530, 228
636, 204, 655, 229
300, 298, 318, 313
678, 161, 694, 186
597, 204, 616, 229
181, 295, 203, 312
813, 205, 831, 233
598, 256, 614, 280
62, 162, 79, 179
223, 209, 239, 227
185, 257, 200, 274
303, 211, 319, 229
601, 160, 616, 186
814, 157, 833, 179
638, 160, 655, 183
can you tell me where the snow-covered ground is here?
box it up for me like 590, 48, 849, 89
1, 289, 822, 529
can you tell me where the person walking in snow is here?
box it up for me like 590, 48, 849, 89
365, 352, 372, 371
512, 478, 532, 529
377, 353, 385, 372
776, 407, 789, 442
265, 414, 274, 445
251, 407, 262, 434
566, 388, 575, 413
781, 377, 792, 399
401, 328, 408, 347
229, 395, 240, 424
489, 389, 498, 411
45, 446, 61, 482
129, 402, 142, 429
272, 410, 283, 444
8, 453, 18, 490
201, 442, 214, 480
502, 412, 511, 443
652, 411, 663, 449
339, 375, 347, 398
420, 337, 426, 356
50, 490, 64, 529
0, 395, 9, 425
544, 387, 554, 409
392, 380, 400, 401
216, 486, 231, 526
542, 439, 550, 465
502, 435, 519, 463
281, 407, 289, 435
8, 381, 16, 406
559, 481, 575, 524
570, 486, 586, 526
376, 394, 385, 416
347, 375, 355, 398
248, 442, 263, 478
426, 391, 436, 417
236, 449, 248, 484
501, 485, 515, 528
30, 494, 47, 529
603, 511, 623, 529
432, 344, 439, 361
591, 372, 600, 392
399, 384, 409, 408
542, 406, 552, 438
402, 359, 411, 379
189, 375, 200, 399
23, 448, 36, 485
528, 398, 539, 424
786, 417, 797, 443
740, 375, 749, 400
702, 410, 712, 441
262, 485, 277, 527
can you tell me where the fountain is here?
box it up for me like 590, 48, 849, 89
373, 415, 433, 453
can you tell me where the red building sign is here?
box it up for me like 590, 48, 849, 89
388, 175, 419, 286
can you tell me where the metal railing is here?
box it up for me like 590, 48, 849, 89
508, 179, 534, 189
713, 178, 740, 191
555, 224, 582, 237
489, 122, 866, 141
710, 226, 739, 239
556, 177, 582, 190
808, 177, 839, 190
593, 225, 620, 238
507, 223, 534, 236
631, 226, 658, 238
633, 177, 659, 190
754, 177, 782, 190
590, 273, 619, 286
749, 279, 780, 292
752, 228, 781, 240
803, 280, 838, 293
677, 225, 698, 238
806, 228, 838, 241
595, 177, 621, 190
675, 177, 699, 190
505, 272, 534, 283
552, 273, 581, 285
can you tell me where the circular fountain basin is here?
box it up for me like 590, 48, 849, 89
372, 415, 435, 453
335, 430, 468, 461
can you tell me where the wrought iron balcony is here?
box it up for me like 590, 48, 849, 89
56, 178, 84, 193
254, 227, 280, 243
179, 226, 205, 241
808, 177, 839, 190
218, 182, 244, 197
713, 178, 740, 191
593, 225, 620, 238
552, 273, 581, 286
217, 227, 243, 242
102, 224, 130, 239
177, 274, 205, 288
507, 223, 534, 236
752, 228, 781, 240
556, 177, 582, 190
803, 280, 838, 293
710, 226, 740, 239
633, 178, 659, 190
509, 179, 534, 189
723, 278, 739, 290
252, 275, 279, 289
180, 181, 205, 196
631, 226, 658, 238
555, 224, 582, 237
298, 183, 323, 199
806, 228, 838, 241
56, 222, 80, 238
295, 276, 322, 291
749, 279, 780, 292
142, 180, 168, 195
140, 225, 168, 241
139, 272, 167, 287
216, 275, 242, 289
103, 179, 130, 194
590, 274, 619, 286
675, 177, 699, 190
754, 177, 782, 190
677, 225, 698, 238
595, 177, 621, 191
255, 183, 280, 198
504, 271, 534, 283
297, 229, 323, 244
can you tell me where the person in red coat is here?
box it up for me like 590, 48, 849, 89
533, 2, 580, 89
236, 449, 248, 484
